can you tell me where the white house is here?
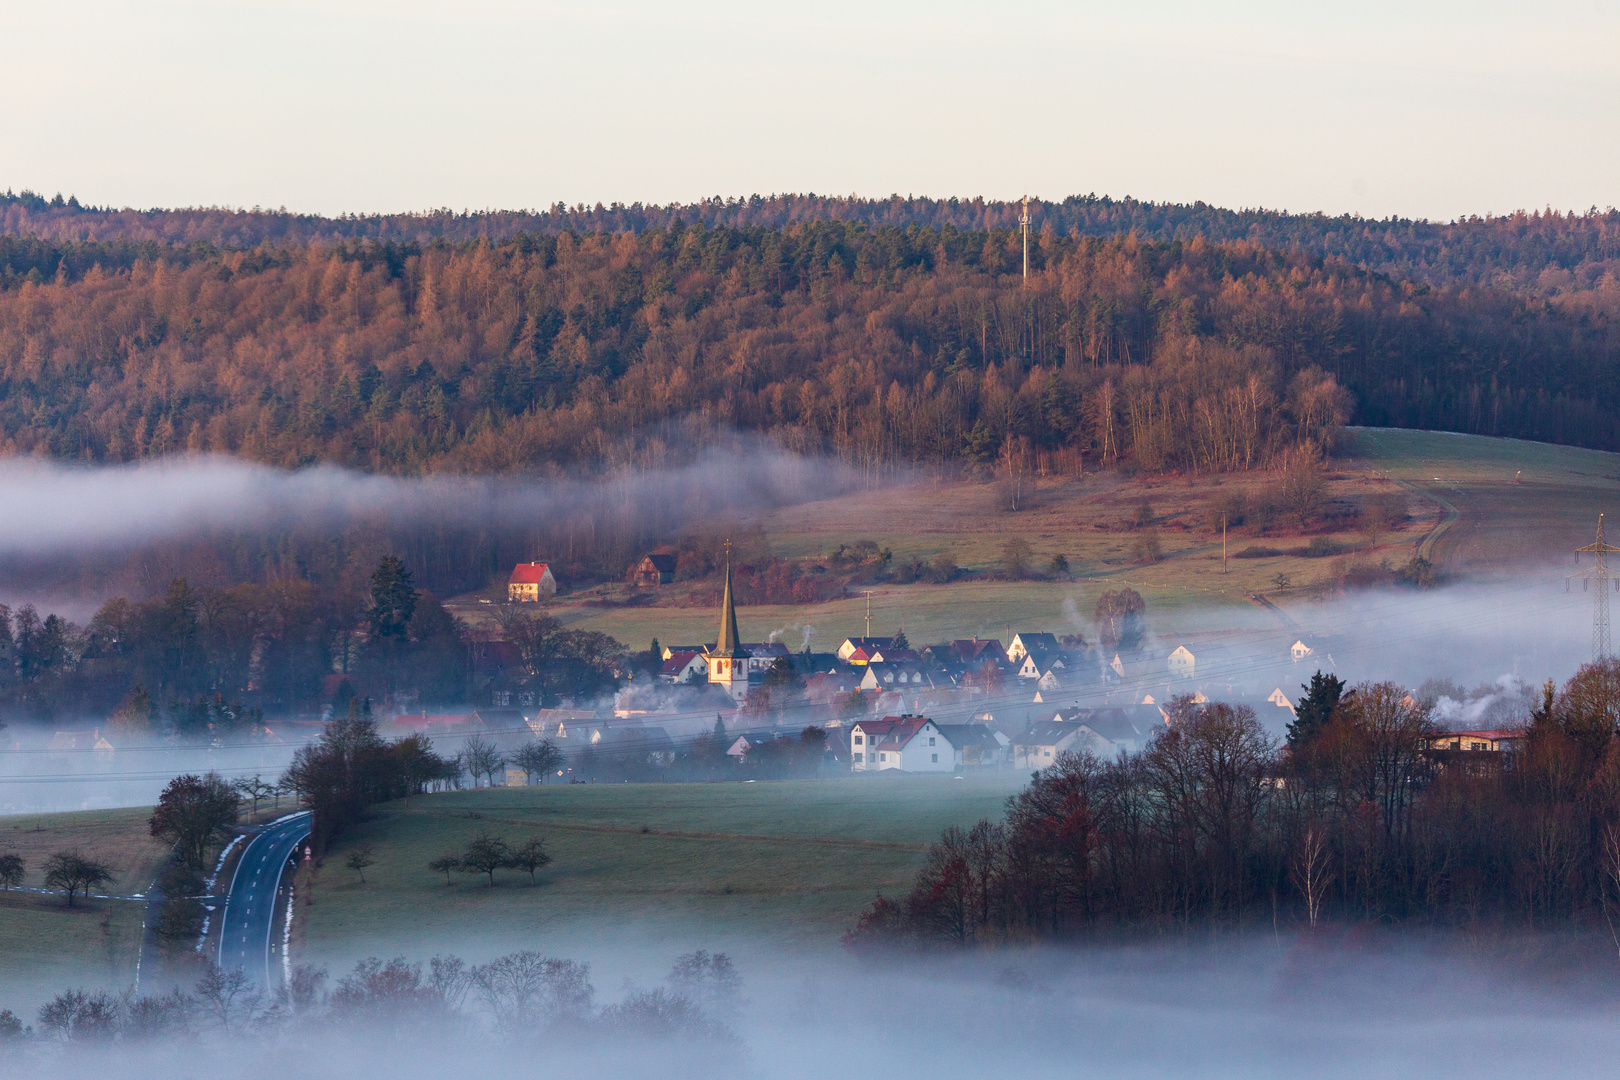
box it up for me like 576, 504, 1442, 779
659, 650, 709, 683
1290, 640, 1314, 662
1168, 645, 1196, 679
1016, 650, 1067, 680
838, 637, 894, 663
508, 561, 558, 601
935, 723, 1009, 768
1057, 707, 1155, 757
849, 716, 954, 772
1007, 632, 1060, 664
1267, 687, 1297, 714
1013, 720, 1085, 769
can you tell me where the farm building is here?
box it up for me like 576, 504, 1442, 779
508, 561, 557, 601
630, 553, 677, 586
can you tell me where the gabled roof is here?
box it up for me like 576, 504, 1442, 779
1011, 632, 1060, 654
934, 723, 1002, 750
641, 553, 677, 572
851, 715, 936, 750
1016, 720, 1082, 746
1059, 707, 1148, 744
509, 562, 553, 584
660, 651, 706, 677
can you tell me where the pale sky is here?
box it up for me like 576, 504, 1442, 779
6, 0, 1618, 221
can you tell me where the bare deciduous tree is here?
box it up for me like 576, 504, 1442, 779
1289, 823, 1334, 929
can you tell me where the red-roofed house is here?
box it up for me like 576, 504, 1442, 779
384, 712, 481, 736
849, 715, 953, 773
508, 562, 558, 602
660, 650, 709, 683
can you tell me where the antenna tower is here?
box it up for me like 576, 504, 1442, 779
1570, 513, 1620, 659
1020, 196, 1030, 280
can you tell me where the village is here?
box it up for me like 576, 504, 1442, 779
368, 553, 1519, 784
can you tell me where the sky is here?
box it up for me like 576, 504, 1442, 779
4, 0, 1619, 221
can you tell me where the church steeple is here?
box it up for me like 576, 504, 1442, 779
716, 546, 745, 658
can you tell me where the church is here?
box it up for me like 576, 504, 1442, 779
704, 552, 752, 703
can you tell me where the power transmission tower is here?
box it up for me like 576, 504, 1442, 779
1020, 196, 1030, 280
1571, 513, 1620, 659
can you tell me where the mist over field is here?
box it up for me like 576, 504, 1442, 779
0, 443, 863, 560
2, 940, 1617, 1080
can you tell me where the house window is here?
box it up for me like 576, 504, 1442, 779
853, 735, 863, 745
879, 753, 887, 762
854, 752, 863, 762
1044, 749, 1052, 756
931, 753, 938, 763
928, 737, 935, 746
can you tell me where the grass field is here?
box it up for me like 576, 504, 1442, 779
0, 806, 171, 1011
444, 428, 1620, 649
297, 774, 1023, 972
1345, 428, 1620, 576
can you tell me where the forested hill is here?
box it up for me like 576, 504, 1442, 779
5, 188, 1620, 292
0, 221, 1617, 475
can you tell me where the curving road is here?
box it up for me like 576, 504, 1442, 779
218, 811, 311, 985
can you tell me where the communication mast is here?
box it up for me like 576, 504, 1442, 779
1570, 514, 1620, 659
1020, 196, 1030, 280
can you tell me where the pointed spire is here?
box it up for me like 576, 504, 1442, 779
717, 543, 744, 657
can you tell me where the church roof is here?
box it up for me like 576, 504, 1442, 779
711, 555, 748, 659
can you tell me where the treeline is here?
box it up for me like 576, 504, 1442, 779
0, 949, 742, 1053
850, 661, 1620, 947
0, 558, 474, 722
5, 222, 1620, 474
6, 189, 1619, 292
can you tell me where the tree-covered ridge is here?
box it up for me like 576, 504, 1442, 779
5, 188, 1620, 292
0, 222, 1617, 474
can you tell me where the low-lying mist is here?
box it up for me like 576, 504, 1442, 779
2, 937, 1617, 1079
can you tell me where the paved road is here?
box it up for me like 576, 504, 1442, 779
217, 812, 311, 985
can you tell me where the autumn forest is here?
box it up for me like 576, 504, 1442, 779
0, 194, 1618, 481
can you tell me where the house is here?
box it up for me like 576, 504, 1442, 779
859, 661, 928, 691
1013, 720, 1084, 768
849, 715, 954, 772
508, 561, 558, 601
944, 638, 1009, 666
935, 723, 1009, 768
1290, 639, 1314, 662
384, 712, 482, 736
867, 646, 920, 664
1007, 633, 1060, 663
1428, 730, 1522, 753
1266, 688, 1297, 714
838, 637, 894, 664
630, 553, 677, 587
1168, 645, 1196, 680
48, 730, 115, 755
1016, 648, 1067, 680
660, 650, 709, 683
1057, 707, 1155, 756
726, 735, 754, 761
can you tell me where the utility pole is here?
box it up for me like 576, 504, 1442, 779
1571, 513, 1619, 659
1020, 195, 1030, 280
1222, 510, 1228, 574
862, 590, 874, 638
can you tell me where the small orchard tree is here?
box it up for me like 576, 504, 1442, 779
44, 851, 114, 907
507, 838, 551, 884
429, 851, 461, 886
459, 833, 512, 886
345, 845, 376, 884
0, 852, 23, 889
